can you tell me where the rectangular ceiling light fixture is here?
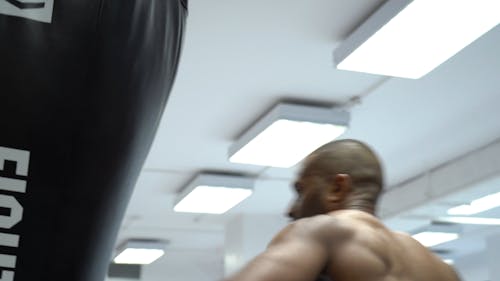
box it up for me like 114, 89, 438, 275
435, 217, 500, 226
447, 191, 500, 215
443, 259, 454, 265
173, 173, 254, 214
334, 0, 500, 79
412, 231, 459, 248
114, 239, 167, 265
228, 103, 349, 168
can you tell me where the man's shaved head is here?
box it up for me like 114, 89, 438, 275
302, 139, 384, 203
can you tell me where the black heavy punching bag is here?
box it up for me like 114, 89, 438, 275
0, 1, 187, 280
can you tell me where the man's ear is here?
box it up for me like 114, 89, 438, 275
326, 174, 351, 203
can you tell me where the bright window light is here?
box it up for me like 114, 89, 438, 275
447, 191, 500, 215
436, 217, 500, 226
335, 0, 500, 79
412, 231, 459, 247
114, 248, 165, 265
174, 185, 252, 214
229, 119, 346, 168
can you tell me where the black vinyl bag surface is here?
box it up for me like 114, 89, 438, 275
0, 1, 187, 280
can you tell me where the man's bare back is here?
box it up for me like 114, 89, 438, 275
318, 210, 460, 281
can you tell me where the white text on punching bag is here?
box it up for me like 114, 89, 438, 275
0, 146, 30, 281
0, 0, 54, 23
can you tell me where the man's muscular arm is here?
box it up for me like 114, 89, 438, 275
223, 216, 341, 281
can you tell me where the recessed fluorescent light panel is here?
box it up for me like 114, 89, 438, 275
412, 231, 459, 247
334, 0, 500, 79
443, 259, 454, 265
114, 240, 167, 265
447, 191, 500, 215
229, 103, 349, 168
435, 217, 500, 226
173, 173, 254, 214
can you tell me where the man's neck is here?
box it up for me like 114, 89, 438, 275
343, 200, 376, 215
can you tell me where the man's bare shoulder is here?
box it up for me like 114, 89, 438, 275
293, 211, 387, 248
323, 212, 462, 281
269, 215, 353, 248
299, 214, 355, 237
393, 232, 462, 281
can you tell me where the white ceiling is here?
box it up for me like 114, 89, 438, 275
115, 0, 500, 278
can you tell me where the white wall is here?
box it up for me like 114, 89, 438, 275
224, 213, 288, 276
107, 278, 135, 281
141, 250, 223, 281
454, 251, 489, 281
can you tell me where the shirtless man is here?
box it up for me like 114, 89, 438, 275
224, 139, 461, 281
